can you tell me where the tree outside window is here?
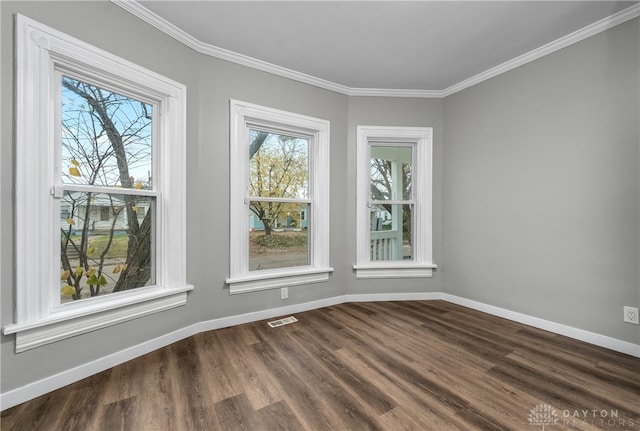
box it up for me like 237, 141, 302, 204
227, 100, 331, 294
59, 76, 154, 302
354, 126, 435, 279
6, 15, 190, 351
248, 129, 310, 271
369, 145, 414, 261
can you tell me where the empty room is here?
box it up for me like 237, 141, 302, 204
1, 1, 639, 430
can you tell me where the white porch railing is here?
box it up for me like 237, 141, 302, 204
370, 230, 400, 260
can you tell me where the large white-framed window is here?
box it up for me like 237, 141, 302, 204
227, 100, 332, 294
3, 15, 193, 352
354, 126, 437, 278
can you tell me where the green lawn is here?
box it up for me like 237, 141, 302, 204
66, 233, 129, 259
90, 234, 128, 258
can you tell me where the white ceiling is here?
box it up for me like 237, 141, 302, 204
123, 1, 639, 96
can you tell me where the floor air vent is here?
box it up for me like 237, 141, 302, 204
268, 316, 298, 328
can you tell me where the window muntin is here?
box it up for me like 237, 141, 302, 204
248, 128, 311, 272
228, 100, 332, 293
355, 126, 436, 278
57, 74, 157, 304
4, 15, 192, 352
369, 144, 415, 262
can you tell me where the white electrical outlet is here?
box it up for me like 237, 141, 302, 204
623, 306, 639, 324
281, 287, 288, 300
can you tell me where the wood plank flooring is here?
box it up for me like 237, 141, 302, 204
2, 301, 639, 430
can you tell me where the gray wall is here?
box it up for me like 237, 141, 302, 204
1, 1, 638, 397
1, 1, 201, 393
193, 52, 350, 319
0, 1, 351, 394
443, 18, 640, 344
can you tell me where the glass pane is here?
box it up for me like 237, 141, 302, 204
249, 202, 309, 271
370, 146, 412, 201
60, 191, 153, 303
249, 129, 309, 199
370, 204, 413, 261
61, 76, 153, 189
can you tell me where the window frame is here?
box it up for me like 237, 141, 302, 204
354, 125, 437, 278
227, 100, 332, 294
3, 15, 193, 352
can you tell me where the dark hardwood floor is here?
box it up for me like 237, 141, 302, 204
2, 301, 639, 430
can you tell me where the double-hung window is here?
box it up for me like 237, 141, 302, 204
3, 16, 192, 352
354, 126, 437, 278
227, 100, 332, 294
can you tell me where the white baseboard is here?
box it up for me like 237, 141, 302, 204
442, 294, 640, 358
0, 323, 199, 412
2, 291, 637, 410
197, 295, 348, 333
345, 292, 444, 303
0, 295, 351, 411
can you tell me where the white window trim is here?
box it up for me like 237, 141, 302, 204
354, 125, 437, 278
3, 15, 193, 352
227, 100, 333, 294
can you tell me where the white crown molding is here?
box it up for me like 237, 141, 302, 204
113, 1, 639, 99
111, 0, 351, 95
441, 3, 640, 97
347, 87, 445, 98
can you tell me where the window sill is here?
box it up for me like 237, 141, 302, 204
3, 285, 193, 353
226, 267, 334, 294
353, 263, 437, 279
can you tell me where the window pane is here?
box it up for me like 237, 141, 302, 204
61, 76, 153, 189
60, 191, 153, 303
370, 146, 412, 201
249, 129, 309, 199
249, 202, 309, 271
370, 204, 413, 261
